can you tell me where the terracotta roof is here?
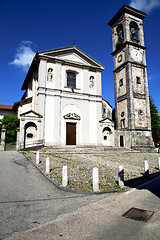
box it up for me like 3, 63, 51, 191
0, 105, 13, 110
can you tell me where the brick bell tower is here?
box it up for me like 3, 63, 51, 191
108, 5, 154, 151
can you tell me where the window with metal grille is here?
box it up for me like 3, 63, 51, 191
67, 72, 76, 89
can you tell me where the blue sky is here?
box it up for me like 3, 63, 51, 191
0, 0, 160, 113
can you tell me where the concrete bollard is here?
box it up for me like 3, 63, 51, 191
92, 167, 99, 192
62, 166, 68, 187
16, 129, 20, 151
158, 157, 160, 170
0, 126, 6, 151
36, 151, 40, 164
144, 160, 149, 175
118, 165, 124, 188
46, 157, 50, 173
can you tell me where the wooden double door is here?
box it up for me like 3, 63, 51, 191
66, 122, 76, 145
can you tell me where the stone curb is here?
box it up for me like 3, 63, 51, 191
21, 152, 160, 194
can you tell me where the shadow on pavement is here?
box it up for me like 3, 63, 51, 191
124, 172, 160, 198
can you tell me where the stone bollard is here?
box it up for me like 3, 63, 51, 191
92, 167, 99, 192
0, 126, 6, 151
46, 157, 50, 173
144, 160, 149, 175
62, 166, 68, 187
158, 157, 160, 170
16, 129, 20, 151
36, 151, 40, 164
118, 165, 124, 188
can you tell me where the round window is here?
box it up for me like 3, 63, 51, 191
27, 133, 33, 138
118, 54, 123, 63
138, 110, 143, 115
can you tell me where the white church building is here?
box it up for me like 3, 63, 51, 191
16, 46, 114, 149
16, 5, 154, 151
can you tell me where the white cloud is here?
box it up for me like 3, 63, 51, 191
9, 41, 36, 71
129, 0, 160, 13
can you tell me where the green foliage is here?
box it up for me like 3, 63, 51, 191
1, 115, 19, 143
116, 39, 123, 49
150, 97, 160, 145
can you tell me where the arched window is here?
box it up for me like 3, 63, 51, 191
102, 127, 111, 141
116, 24, 124, 49
103, 127, 111, 133
117, 24, 124, 41
25, 122, 37, 130
24, 122, 37, 148
24, 122, 37, 139
130, 21, 139, 41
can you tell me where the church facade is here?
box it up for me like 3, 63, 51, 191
16, 46, 114, 149
16, 5, 154, 151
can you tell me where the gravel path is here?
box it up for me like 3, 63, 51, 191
24, 148, 160, 192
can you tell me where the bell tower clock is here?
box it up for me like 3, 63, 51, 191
108, 5, 154, 150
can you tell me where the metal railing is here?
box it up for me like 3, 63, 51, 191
20, 139, 45, 150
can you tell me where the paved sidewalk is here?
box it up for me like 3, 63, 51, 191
4, 175, 160, 240
0, 151, 109, 240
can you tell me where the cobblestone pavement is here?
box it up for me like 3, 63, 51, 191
24, 147, 160, 192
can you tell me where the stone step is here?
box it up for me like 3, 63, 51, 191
42, 146, 134, 153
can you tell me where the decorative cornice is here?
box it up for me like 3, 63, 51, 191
108, 4, 146, 27
113, 60, 146, 72
133, 92, 146, 99
112, 41, 146, 56
117, 94, 127, 102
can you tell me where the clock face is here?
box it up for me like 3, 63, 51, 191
131, 48, 143, 62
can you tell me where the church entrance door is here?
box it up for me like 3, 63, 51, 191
66, 122, 76, 145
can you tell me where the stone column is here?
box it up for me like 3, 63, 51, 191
0, 126, 6, 151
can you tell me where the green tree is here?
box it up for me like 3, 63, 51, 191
150, 97, 160, 145
1, 115, 19, 143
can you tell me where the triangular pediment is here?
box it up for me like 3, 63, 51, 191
55, 53, 89, 65
99, 117, 114, 123
38, 46, 105, 70
64, 113, 81, 120
20, 110, 43, 118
